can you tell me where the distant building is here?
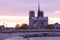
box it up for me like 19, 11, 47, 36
29, 3, 48, 29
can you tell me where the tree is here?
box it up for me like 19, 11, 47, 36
0, 25, 5, 30
20, 24, 28, 29
15, 24, 20, 29
45, 24, 54, 29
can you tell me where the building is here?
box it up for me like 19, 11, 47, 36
29, 3, 48, 29
29, 10, 35, 28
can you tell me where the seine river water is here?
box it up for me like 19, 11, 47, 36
4, 37, 60, 40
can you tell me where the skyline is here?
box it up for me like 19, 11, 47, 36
0, 0, 60, 27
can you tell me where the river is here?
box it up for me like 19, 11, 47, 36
4, 37, 60, 40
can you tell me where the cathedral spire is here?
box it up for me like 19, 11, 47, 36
37, 2, 44, 17
38, 2, 40, 11
38, 1, 40, 13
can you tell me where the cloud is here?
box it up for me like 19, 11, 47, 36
40, 0, 60, 11
44, 10, 60, 24
0, 0, 38, 16
44, 10, 60, 17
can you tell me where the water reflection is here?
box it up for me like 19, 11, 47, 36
5, 37, 23, 40
5, 37, 60, 40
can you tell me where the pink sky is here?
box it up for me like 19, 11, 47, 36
0, 0, 60, 27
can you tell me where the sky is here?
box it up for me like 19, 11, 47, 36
0, 0, 60, 27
